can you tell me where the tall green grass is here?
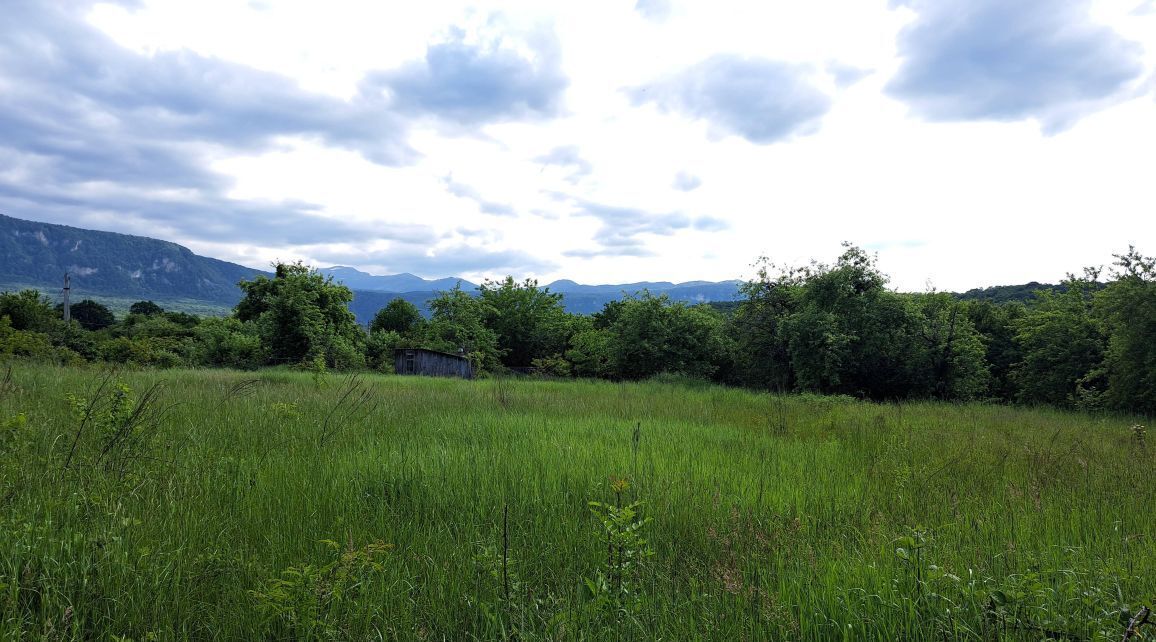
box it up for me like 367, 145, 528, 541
1, 362, 1152, 640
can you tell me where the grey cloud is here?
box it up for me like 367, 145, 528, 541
558, 197, 726, 257
673, 171, 702, 191
0, 181, 436, 248
692, 216, 728, 231
534, 145, 593, 182
318, 245, 556, 276
442, 175, 517, 216
563, 247, 654, 259
0, 4, 412, 167
630, 55, 832, 144
369, 26, 568, 126
0, 2, 569, 271
826, 62, 872, 88
0, 1, 423, 255
580, 201, 690, 244
635, 0, 673, 22
887, 0, 1146, 131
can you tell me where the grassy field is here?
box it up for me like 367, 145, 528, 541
0, 363, 1153, 640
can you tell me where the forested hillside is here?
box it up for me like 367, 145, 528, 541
0, 213, 266, 304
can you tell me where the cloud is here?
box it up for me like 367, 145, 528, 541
634, 0, 673, 22
0, 2, 436, 259
534, 145, 593, 182
887, 0, 1146, 131
1132, 1, 1156, 16
563, 247, 654, 259
368, 26, 568, 126
318, 244, 557, 276
556, 197, 727, 258
673, 171, 702, 191
692, 216, 728, 232
826, 61, 872, 88
630, 55, 832, 144
442, 175, 517, 216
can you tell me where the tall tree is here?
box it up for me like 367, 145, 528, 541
601, 293, 733, 381
415, 285, 501, 372
0, 289, 58, 332
235, 262, 365, 368
66, 299, 116, 331
370, 298, 423, 335
478, 277, 568, 368
1095, 247, 1156, 414
1012, 273, 1106, 407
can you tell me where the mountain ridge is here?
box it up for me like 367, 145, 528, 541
0, 214, 746, 321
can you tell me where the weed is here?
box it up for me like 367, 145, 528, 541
585, 477, 653, 621
250, 539, 393, 639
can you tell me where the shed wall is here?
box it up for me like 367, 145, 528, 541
395, 349, 473, 379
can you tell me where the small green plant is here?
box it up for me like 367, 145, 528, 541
307, 354, 329, 388
250, 539, 392, 638
62, 374, 169, 476
0, 412, 26, 452
585, 477, 653, 619
1132, 424, 1147, 449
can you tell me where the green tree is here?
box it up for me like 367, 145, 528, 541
365, 329, 403, 372
1012, 273, 1106, 407
731, 263, 802, 391
1095, 247, 1156, 414
965, 299, 1025, 401
0, 289, 59, 332
129, 300, 165, 316
908, 293, 989, 400
478, 276, 568, 368
601, 293, 733, 381
193, 317, 264, 370
66, 299, 116, 331
370, 298, 423, 335
235, 262, 365, 369
414, 285, 501, 372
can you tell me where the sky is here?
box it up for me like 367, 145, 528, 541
1, 0, 1154, 291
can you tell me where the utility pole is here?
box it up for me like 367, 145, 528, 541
62, 272, 71, 324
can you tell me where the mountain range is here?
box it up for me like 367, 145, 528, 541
0, 213, 744, 322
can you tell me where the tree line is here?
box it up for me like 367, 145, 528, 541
2, 246, 1153, 414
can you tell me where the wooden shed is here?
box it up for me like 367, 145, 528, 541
394, 348, 474, 380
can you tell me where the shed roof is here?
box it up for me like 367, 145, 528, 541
393, 347, 470, 362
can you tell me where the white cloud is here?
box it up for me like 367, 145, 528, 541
0, 0, 1150, 291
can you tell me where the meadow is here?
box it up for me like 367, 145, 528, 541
0, 362, 1153, 640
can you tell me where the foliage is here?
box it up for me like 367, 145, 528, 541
0, 289, 59, 332
0, 316, 83, 364
1095, 247, 1156, 414
128, 300, 165, 316
733, 245, 988, 400
63, 299, 116, 331
235, 262, 365, 369
369, 297, 423, 335
598, 293, 733, 381
1012, 273, 1106, 407
585, 477, 653, 618
478, 277, 569, 368
192, 317, 263, 370
565, 327, 614, 379
964, 299, 1025, 401
416, 285, 502, 372
365, 330, 402, 373
249, 539, 393, 639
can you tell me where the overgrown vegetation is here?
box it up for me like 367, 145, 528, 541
0, 363, 1152, 639
2, 245, 1154, 414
